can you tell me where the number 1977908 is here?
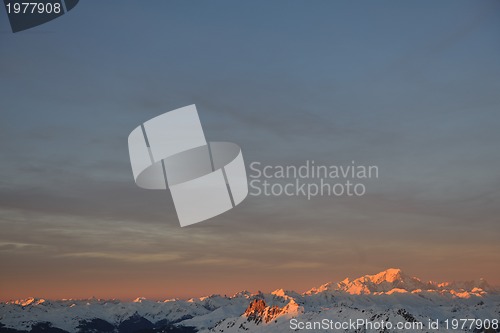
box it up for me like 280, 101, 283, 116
6, 2, 62, 14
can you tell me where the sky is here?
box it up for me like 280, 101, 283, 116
0, 1, 499, 301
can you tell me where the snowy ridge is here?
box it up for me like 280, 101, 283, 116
305, 268, 494, 296
1, 269, 498, 332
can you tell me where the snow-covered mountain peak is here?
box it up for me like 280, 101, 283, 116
133, 297, 147, 303
304, 281, 334, 295
338, 268, 427, 294
352, 268, 415, 287
304, 268, 494, 296
5, 297, 46, 307
243, 298, 303, 325
370, 268, 405, 283
438, 277, 494, 293
271, 289, 286, 297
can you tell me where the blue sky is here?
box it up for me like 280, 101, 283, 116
0, 1, 499, 300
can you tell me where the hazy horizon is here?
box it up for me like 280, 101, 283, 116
2, 266, 498, 302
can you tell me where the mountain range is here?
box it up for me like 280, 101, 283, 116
1, 268, 498, 332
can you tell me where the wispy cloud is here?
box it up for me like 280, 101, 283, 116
56, 252, 181, 263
